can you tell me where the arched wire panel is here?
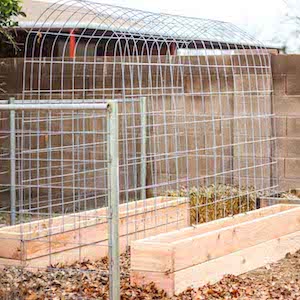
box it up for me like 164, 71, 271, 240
0, 0, 277, 298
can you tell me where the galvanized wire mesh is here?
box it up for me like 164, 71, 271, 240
0, 0, 278, 299
0, 110, 10, 219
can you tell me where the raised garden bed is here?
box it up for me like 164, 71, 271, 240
0, 196, 189, 268
130, 204, 300, 296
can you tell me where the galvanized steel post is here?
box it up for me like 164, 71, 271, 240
107, 101, 120, 300
140, 97, 147, 200
9, 97, 16, 225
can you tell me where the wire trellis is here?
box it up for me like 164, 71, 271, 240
0, 1, 278, 299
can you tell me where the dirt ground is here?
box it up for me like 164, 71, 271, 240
0, 249, 299, 300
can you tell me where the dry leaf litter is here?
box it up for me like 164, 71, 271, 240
0, 249, 299, 300
0, 188, 299, 299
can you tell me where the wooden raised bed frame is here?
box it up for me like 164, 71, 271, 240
0, 196, 189, 268
131, 204, 300, 296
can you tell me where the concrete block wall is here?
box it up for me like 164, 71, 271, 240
272, 55, 300, 190
0, 54, 299, 211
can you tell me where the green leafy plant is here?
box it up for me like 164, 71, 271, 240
0, 0, 26, 50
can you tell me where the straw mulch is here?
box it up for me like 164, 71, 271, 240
166, 184, 257, 224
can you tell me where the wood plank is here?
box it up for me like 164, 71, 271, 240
131, 205, 300, 273
174, 230, 300, 295
173, 205, 300, 271
0, 196, 188, 235
0, 197, 189, 259
143, 204, 292, 244
131, 230, 300, 296
0, 218, 186, 271
0, 197, 188, 260
24, 202, 188, 259
24, 207, 187, 260
131, 242, 173, 273
131, 270, 174, 296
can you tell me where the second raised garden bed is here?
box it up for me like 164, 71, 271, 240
131, 204, 300, 296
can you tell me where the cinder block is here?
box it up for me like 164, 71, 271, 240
276, 138, 287, 158
279, 178, 300, 191
285, 158, 300, 178
273, 96, 300, 116
286, 74, 300, 95
272, 74, 286, 96
271, 55, 288, 74
275, 117, 287, 137
287, 117, 300, 137
233, 74, 272, 92
232, 55, 271, 74
286, 138, 300, 157
272, 55, 300, 75
277, 158, 285, 179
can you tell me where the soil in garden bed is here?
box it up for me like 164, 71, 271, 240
0, 249, 299, 300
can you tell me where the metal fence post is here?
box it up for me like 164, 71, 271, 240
107, 101, 120, 300
9, 97, 16, 225
140, 97, 147, 200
